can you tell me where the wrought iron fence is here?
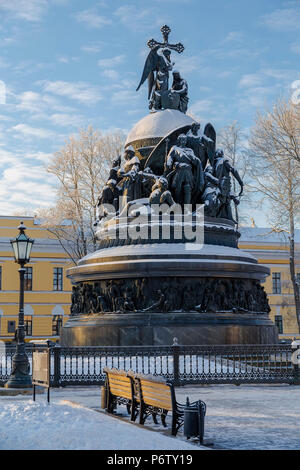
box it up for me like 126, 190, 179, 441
0, 343, 299, 387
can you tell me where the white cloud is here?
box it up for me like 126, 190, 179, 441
0, 0, 48, 22
237, 68, 297, 110
238, 68, 297, 90
219, 71, 233, 78
24, 151, 52, 163
48, 113, 85, 127
239, 74, 263, 88
173, 55, 202, 74
58, 57, 69, 64
206, 46, 264, 61
81, 43, 104, 54
237, 86, 277, 110
98, 55, 125, 68
102, 69, 119, 81
111, 89, 138, 104
261, 7, 300, 31
114, 6, 153, 31
188, 99, 227, 125
12, 123, 56, 139
74, 8, 111, 29
0, 148, 18, 168
223, 31, 244, 43
38, 80, 103, 105
262, 68, 294, 81
17, 90, 75, 116
0, 162, 56, 214
0, 114, 13, 122
188, 99, 214, 115
18, 91, 43, 113
0, 37, 16, 46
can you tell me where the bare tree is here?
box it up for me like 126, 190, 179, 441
217, 121, 250, 226
39, 126, 125, 264
249, 98, 300, 332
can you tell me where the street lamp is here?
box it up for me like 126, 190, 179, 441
5, 222, 34, 389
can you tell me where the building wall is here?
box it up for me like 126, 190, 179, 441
0, 216, 73, 343
239, 227, 300, 340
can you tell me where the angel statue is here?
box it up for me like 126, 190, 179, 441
136, 46, 173, 110
136, 25, 185, 111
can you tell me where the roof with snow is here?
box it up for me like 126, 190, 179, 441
125, 109, 196, 145
239, 227, 300, 244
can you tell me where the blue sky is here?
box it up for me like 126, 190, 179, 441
0, 0, 299, 224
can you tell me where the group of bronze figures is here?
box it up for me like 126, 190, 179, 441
74, 25, 267, 321
97, 123, 244, 224
97, 24, 244, 225
136, 24, 188, 112
71, 277, 270, 316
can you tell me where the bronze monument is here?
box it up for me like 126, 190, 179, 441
61, 26, 278, 346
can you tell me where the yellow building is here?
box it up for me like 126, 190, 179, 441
239, 227, 300, 341
0, 215, 299, 343
0, 215, 73, 343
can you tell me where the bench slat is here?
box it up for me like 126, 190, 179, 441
109, 379, 131, 388
143, 397, 172, 410
142, 390, 171, 401
108, 375, 132, 384
109, 384, 132, 395
140, 382, 171, 393
110, 390, 132, 400
141, 389, 171, 399
139, 379, 168, 387
109, 382, 131, 392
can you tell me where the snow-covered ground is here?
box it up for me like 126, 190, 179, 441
0, 395, 202, 451
0, 383, 299, 450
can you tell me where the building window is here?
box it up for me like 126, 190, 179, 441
7, 320, 16, 333
275, 315, 283, 334
52, 315, 63, 336
272, 272, 281, 294
53, 267, 63, 291
24, 267, 32, 291
24, 316, 32, 336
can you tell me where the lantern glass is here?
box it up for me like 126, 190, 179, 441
10, 223, 34, 264
25, 239, 34, 261
10, 239, 19, 262
17, 235, 28, 262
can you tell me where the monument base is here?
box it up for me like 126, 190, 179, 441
61, 312, 278, 346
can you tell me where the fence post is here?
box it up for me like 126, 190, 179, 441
291, 338, 300, 385
52, 344, 61, 388
172, 337, 180, 387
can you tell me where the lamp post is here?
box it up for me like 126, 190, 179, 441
5, 221, 34, 388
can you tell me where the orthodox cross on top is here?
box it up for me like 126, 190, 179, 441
147, 25, 184, 54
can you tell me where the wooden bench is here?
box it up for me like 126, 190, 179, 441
103, 368, 139, 422
135, 374, 206, 440
103, 368, 206, 442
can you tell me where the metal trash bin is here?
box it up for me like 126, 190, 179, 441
184, 397, 205, 444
